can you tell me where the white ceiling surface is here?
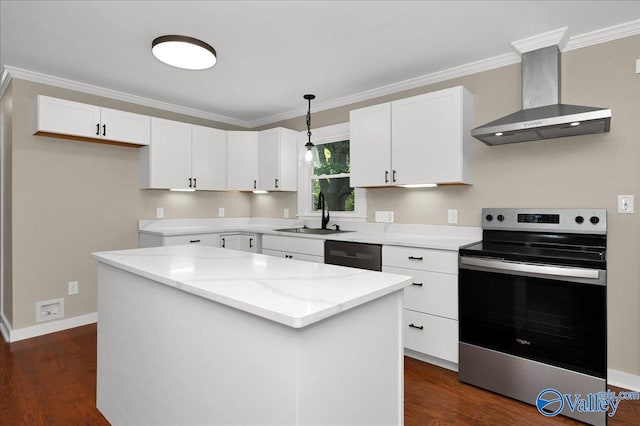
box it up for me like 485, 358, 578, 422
1, 1, 639, 128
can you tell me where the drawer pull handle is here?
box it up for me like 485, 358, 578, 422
189, 239, 201, 243
408, 256, 423, 260
221, 238, 225, 248
412, 282, 423, 287
409, 323, 424, 330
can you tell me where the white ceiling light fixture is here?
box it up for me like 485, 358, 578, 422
152, 35, 217, 70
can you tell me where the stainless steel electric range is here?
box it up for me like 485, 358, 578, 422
458, 208, 607, 425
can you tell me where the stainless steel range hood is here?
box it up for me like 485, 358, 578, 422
471, 45, 611, 145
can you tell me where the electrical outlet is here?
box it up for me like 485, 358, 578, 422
375, 211, 394, 223
636, 59, 640, 74
618, 195, 634, 214
448, 209, 458, 224
35, 298, 64, 322
156, 207, 164, 219
218, 207, 225, 217
284, 208, 290, 219
68, 281, 79, 295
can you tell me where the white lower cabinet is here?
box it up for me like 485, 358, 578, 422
220, 233, 259, 253
404, 310, 458, 362
262, 235, 324, 263
139, 233, 220, 248
382, 245, 459, 366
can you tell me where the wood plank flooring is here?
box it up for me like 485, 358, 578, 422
1, 324, 638, 425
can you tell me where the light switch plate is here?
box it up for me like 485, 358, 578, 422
618, 195, 634, 213
156, 207, 164, 219
218, 207, 225, 217
375, 211, 394, 223
284, 208, 290, 219
448, 209, 458, 224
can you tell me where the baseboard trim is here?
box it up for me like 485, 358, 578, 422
608, 368, 640, 392
0, 312, 10, 343
8, 312, 97, 342
404, 348, 458, 372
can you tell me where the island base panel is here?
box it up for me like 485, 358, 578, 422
96, 263, 404, 425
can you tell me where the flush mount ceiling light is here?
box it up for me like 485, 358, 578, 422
152, 35, 217, 70
303, 94, 316, 166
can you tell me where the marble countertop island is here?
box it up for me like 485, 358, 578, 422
92, 244, 411, 328
94, 244, 411, 425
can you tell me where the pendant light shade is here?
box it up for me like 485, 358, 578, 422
152, 35, 217, 70
304, 94, 316, 166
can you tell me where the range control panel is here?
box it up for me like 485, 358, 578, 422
482, 208, 606, 234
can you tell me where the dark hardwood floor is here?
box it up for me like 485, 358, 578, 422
1, 324, 638, 425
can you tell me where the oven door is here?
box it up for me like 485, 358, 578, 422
459, 257, 606, 378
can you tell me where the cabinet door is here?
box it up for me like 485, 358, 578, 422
100, 107, 150, 145
220, 234, 256, 252
259, 128, 281, 191
391, 87, 464, 185
226, 131, 259, 191
192, 125, 226, 190
349, 103, 392, 187
33, 95, 101, 139
260, 128, 298, 191
143, 118, 192, 189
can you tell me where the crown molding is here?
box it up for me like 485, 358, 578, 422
247, 52, 521, 128
511, 27, 569, 54
3, 20, 638, 129
564, 19, 640, 52
0, 65, 250, 128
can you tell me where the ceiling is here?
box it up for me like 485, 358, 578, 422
1, 1, 639, 128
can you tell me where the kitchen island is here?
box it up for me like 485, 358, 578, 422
92, 244, 411, 425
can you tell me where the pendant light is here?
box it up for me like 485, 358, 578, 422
303, 94, 316, 166
152, 35, 217, 70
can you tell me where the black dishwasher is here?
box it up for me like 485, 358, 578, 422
324, 240, 382, 271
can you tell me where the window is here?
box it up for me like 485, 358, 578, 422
310, 140, 353, 212
297, 122, 366, 220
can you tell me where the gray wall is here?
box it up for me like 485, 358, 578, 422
253, 35, 640, 377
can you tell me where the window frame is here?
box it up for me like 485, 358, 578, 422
297, 122, 366, 221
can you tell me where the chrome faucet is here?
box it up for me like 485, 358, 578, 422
317, 191, 330, 230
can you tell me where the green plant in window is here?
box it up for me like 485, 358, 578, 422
311, 140, 353, 212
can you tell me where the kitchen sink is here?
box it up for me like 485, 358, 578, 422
275, 227, 353, 235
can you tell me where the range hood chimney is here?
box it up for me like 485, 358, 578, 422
471, 43, 611, 146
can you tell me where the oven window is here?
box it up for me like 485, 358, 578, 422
459, 269, 606, 378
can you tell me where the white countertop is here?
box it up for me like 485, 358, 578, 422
92, 244, 412, 329
138, 218, 482, 251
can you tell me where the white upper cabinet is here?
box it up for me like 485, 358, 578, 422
349, 86, 473, 187
33, 95, 150, 146
226, 131, 259, 191
140, 117, 192, 189
140, 119, 227, 190
259, 127, 298, 191
349, 103, 392, 187
191, 125, 226, 190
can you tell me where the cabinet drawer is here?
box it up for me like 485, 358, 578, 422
262, 249, 324, 263
383, 245, 457, 274
404, 310, 458, 363
262, 235, 324, 257
384, 267, 457, 320
163, 234, 220, 247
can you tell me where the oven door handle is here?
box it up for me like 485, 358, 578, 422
460, 257, 601, 280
